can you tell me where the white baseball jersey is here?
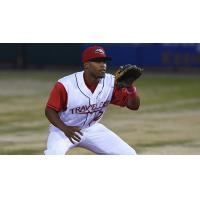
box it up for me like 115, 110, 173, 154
49, 71, 115, 132
45, 71, 136, 155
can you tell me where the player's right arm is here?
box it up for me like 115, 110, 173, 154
45, 82, 83, 144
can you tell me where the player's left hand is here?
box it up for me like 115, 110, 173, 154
114, 64, 143, 88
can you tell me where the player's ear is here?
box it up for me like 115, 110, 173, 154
83, 62, 89, 70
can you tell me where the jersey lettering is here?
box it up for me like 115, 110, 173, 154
71, 100, 110, 114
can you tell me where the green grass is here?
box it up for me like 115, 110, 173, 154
0, 70, 200, 154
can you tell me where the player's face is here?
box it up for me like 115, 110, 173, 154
87, 60, 107, 79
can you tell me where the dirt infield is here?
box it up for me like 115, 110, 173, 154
0, 70, 200, 154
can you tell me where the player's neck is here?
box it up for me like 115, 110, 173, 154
83, 72, 99, 86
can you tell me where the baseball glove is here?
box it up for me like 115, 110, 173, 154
115, 64, 143, 87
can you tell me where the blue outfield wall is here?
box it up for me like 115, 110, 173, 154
0, 44, 200, 69
25, 44, 81, 66
81, 44, 200, 68
0, 44, 18, 61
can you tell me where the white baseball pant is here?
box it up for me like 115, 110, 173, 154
44, 123, 136, 155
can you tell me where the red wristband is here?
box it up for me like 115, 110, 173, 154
124, 86, 137, 98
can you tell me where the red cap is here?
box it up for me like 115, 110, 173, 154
82, 46, 111, 63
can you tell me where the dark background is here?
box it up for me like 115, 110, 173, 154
0, 43, 200, 71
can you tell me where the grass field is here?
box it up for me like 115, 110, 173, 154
0, 70, 200, 154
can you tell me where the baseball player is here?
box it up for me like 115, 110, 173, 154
44, 45, 143, 155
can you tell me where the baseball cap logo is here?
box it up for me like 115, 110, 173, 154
95, 48, 105, 54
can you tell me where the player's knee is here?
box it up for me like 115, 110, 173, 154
109, 147, 137, 155
119, 144, 137, 155
44, 148, 68, 155
120, 148, 136, 155
130, 148, 137, 155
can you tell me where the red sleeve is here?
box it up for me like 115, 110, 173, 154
46, 82, 68, 112
111, 85, 137, 107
